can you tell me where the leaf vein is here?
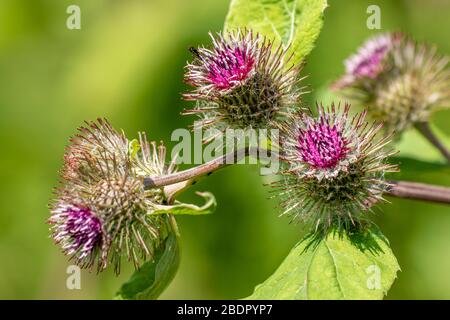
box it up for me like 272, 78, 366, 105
324, 241, 346, 299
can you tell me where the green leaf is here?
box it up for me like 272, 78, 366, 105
246, 228, 400, 300
224, 0, 328, 65
152, 191, 216, 216
116, 232, 180, 300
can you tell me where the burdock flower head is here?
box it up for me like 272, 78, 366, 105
334, 33, 401, 87
183, 29, 304, 133
333, 33, 450, 134
60, 119, 129, 182
276, 103, 397, 235
49, 204, 106, 268
49, 119, 177, 274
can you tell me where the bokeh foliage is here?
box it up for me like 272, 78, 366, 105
0, 0, 449, 299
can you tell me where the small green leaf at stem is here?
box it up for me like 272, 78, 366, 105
128, 139, 140, 159
152, 191, 217, 216
245, 227, 400, 300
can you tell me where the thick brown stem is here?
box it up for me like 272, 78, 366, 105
144, 148, 450, 205
386, 180, 450, 204
144, 147, 270, 188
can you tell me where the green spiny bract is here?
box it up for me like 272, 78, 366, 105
49, 119, 177, 274
333, 33, 450, 135
183, 29, 305, 135
275, 103, 398, 236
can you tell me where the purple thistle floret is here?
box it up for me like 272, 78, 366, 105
50, 205, 102, 262
206, 44, 255, 90
345, 36, 392, 78
185, 31, 259, 97
334, 33, 402, 89
297, 120, 348, 169
279, 103, 365, 180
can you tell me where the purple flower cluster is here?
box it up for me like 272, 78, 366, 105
205, 44, 255, 91
333, 33, 401, 90
49, 205, 102, 263
297, 118, 348, 169
279, 104, 363, 180
345, 34, 394, 79
184, 31, 259, 98
183, 30, 303, 131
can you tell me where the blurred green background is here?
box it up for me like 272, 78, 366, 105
0, 0, 449, 299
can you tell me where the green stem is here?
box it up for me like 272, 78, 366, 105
415, 122, 450, 163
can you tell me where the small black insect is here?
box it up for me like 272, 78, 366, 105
189, 46, 202, 60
